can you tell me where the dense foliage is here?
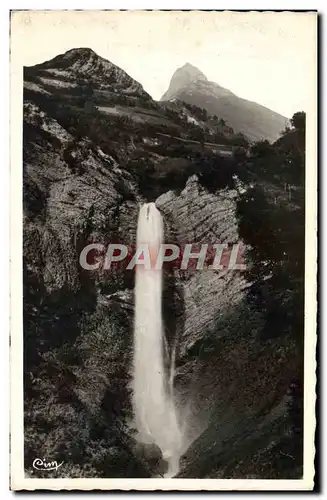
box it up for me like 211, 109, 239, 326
236, 112, 305, 345
235, 113, 306, 471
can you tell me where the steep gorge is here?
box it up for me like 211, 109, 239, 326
23, 48, 302, 479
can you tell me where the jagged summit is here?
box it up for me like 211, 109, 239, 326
161, 62, 288, 142
65, 47, 97, 56
29, 47, 98, 70
58, 47, 98, 64
161, 63, 234, 103
176, 63, 208, 82
161, 63, 207, 101
25, 47, 151, 100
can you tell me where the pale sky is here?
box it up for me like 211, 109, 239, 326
11, 10, 317, 118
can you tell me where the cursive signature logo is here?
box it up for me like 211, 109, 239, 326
32, 458, 64, 471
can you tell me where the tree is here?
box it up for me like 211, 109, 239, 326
233, 132, 249, 148
290, 111, 305, 132
281, 125, 291, 136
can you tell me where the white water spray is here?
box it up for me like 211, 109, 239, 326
132, 203, 183, 477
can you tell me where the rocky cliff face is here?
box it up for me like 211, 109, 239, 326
157, 177, 245, 356
161, 63, 289, 143
23, 49, 301, 479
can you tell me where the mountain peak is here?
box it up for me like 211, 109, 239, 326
30, 47, 100, 71
61, 47, 97, 61
178, 63, 207, 80
26, 47, 152, 101
160, 63, 288, 141
173, 63, 208, 85
161, 63, 208, 101
65, 47, 96, 56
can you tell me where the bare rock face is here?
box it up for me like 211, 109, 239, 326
161, 63, 208, 100
157, 175, 246, 356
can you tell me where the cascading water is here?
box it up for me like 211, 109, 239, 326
132, 202, 183, 478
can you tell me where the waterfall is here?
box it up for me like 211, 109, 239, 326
132, 203, 182, 478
